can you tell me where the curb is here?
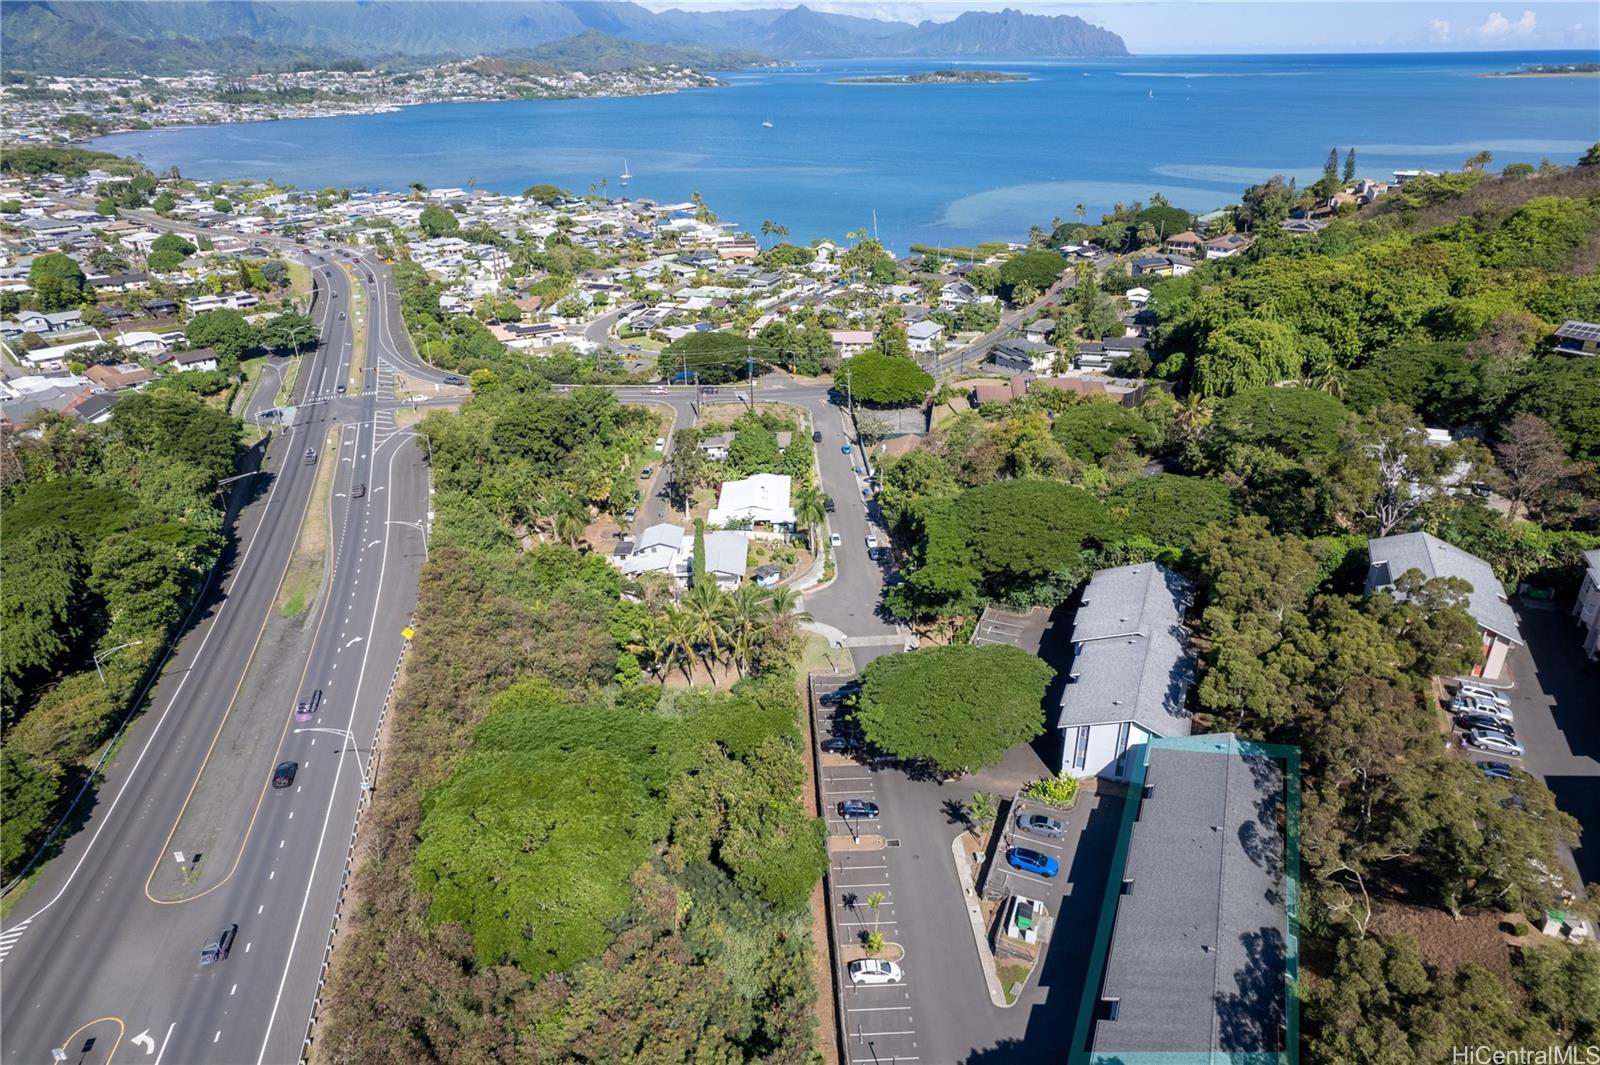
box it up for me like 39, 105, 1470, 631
949, 833, 1010, 1008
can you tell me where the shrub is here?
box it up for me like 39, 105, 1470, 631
1021, 773, 1080, 808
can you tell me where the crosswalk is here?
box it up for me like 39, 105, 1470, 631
0, 917, 32, 963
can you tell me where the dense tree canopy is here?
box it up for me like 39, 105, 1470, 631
841, 352, 933, 407
855, 644, 1053, 774
28, 252, 85, 311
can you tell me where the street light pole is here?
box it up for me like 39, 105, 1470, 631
92, 640, 145, 688
292, 726, 371, 791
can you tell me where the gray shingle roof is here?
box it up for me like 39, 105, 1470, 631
702, 530, 748, 579
1092, 736, 1288, 1056
1059, 564, 1194, 735
1365, 532, 1521, 643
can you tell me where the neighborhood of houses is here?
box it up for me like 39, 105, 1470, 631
4, 154, 1598, 1060
0, 61, 724, 146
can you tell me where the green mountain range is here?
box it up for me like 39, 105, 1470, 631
0, 1, 1128, 76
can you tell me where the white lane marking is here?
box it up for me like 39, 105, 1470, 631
256, 425, 420, 1065
231, 984, 237, 996
846, 1005, 912, 1012
0, 349, 312, 951
152, 1021, 177, 1065
214, 1031, 221, 1044
258, 905, 264, 914
245, 942, 251, 952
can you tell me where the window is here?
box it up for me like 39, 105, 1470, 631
1120, 879, 1134, 895
1113, 721, 1131, 775
1072, 727, 1090, 772
1097, 998, 1120, 1022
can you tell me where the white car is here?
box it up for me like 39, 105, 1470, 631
1453, 695, 1513, 724
848, 959, 903, 985
655, 437, 666, 451
865, 533, 880, 550
830, 532, 842, 547
649, 385, 669, 395
1455, 682, 1511, 710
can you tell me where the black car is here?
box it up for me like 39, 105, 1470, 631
812, 430, 823, 443
868, 546, 884, 562
823, 495, 836, 513
821, 736, 860, 754
351, 483, 366, 499
1456, 712, 1514, 735
443, 375, 467, 386
199, 924, 238, 966
837, 799, 879, 819
819, 683, 859, 706
272, 761, 299, 789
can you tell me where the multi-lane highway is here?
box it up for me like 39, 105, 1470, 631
2, 235, 915, 1065
0, 254, 431, 1065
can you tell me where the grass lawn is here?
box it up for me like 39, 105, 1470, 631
276, 425, 337, 619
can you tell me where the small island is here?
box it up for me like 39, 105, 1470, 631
836, 69, 1029, 85
1486, 62, 1600, 78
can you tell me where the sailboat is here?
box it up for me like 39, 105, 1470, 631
620, 160, 631, 187
762, 116, 774, 128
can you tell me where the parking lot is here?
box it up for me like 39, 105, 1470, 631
813, 673, 924, 1065
810, 671, 1126, 1064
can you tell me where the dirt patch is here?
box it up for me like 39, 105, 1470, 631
1368, 897, 1521, 985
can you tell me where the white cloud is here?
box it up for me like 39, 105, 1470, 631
1429, 17, 1451, 41
1477, 9, 1537, 40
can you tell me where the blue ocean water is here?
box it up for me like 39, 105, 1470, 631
90, 51, 1600, 250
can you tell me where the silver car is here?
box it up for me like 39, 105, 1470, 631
1015, 812, 1065, 838
1465, 728, 1523, 758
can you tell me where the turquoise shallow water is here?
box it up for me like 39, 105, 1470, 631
91, 51, 1600, 250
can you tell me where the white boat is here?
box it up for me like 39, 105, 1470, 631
620, 159, 631, 185
762, 116, 774, 128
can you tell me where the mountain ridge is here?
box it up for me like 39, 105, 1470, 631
0, 1, 1129, 75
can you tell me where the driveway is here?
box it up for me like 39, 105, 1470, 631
1504, 600, 1600, 888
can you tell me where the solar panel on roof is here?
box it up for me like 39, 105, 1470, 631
1556, 321, 1600, 341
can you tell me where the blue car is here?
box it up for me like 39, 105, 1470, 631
1006, 846, 1059, 878
841, 444, 852, 455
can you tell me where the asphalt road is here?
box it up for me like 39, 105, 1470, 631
0, 254, 432, 1065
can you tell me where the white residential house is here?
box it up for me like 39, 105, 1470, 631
187, 291, 260, 313
708, 474, 795, 530
1057, 563, 1195, 781
1573, 549, 1600, 660
906, 319, 945, 354
701, 530, 750, 590
1366, 532, 1523, 681
169, 347, 220, 373
698, 431, 734, 461
114, 330, 170, 358
619, 523, 689, 581
1124, 287, 1151, 307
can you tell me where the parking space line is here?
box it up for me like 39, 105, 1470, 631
837, 881, 893, 887
857, 1029, 917, 1037
847, 1005, 912, 1012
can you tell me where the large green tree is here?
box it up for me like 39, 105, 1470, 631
841, 352, 933, 407
855, 644, 1053, 774
28, 252, 85, 311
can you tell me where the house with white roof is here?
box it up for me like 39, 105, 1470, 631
1058, 563, 1194, 781
708, 474, 795, 531
1365, 531, 1523, 681
619, 523, 689, 580
906, 319, 945, 354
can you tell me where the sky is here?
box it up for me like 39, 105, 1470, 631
636, 1, 1600, 54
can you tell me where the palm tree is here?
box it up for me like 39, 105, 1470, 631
553, 493, 587, 547
793, 483, 827, 551
725, 583, 770, 676
1074, 202, 1087, 223
660, 609, 701, 686
625, 614, 668, 680
682, 582, 731, 675
762, 584, 811, 622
